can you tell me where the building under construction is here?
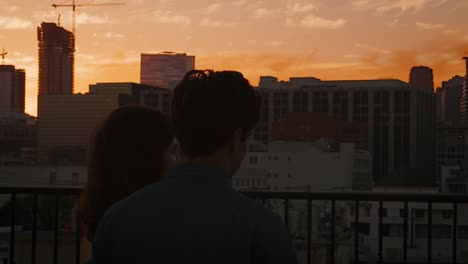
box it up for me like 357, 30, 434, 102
37, 22, 75, 96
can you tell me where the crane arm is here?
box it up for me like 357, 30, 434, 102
52, 3, 124, 7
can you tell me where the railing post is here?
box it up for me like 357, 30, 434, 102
452, 202, 457, 264
9, 193, 16, 264
378, 201, 383, 264
354, 200, 360, 264
75, 205, 81, 264
284, 199, 289, 233
53, 194, 60, 264
307, 199, 312, 264
331, 200, 336, 264
428, 202, 432, 264
31, 193, 38, 264
403, 201, 408, 264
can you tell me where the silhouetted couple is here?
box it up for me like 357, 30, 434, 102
78, 70, 298, 263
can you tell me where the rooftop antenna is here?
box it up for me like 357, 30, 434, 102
58, 13, 61, 27
0, 48, 7, 65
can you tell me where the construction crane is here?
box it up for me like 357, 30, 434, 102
52, 0, 125, 38
0, 48, 7, 64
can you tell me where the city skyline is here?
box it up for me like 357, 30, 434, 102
0, 0, 468, 116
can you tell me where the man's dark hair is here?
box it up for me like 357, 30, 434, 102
172, 70, 260, 158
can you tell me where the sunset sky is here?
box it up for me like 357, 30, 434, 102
1, 0, 468, 116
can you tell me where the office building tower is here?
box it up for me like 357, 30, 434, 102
37, 22, 74, 96
439, 76, 464, 126
460, 57, 468, 126
0, 65, 25, 113
37, 83, 169, 164
254, 72, 435, 182
140, 52, 195, 88
410, 66, 434, 93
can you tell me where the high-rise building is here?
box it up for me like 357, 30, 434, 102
37, 22, 74, 96
439, 76, 464, 126
140, 52, 195, 88
461, 57, 468, 126
37, 82, 169, 164
410, 66, 434, 93
0, 65, 25, 113
435, 127, 468, 194
254, 73, 435, 182
435, 87, 444, 123
14, 69, 25, 113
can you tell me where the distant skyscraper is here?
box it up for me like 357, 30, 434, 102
0, 65, 25, 113
37, 22, 74, 96
140, 52, 195, 88
410, 66, 434, 93
440, 76, 464, 126
461, 57, 468, 126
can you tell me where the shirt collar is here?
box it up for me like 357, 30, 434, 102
164, 163, 231, 186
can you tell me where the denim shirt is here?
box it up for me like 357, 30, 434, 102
90, 163, 298, 264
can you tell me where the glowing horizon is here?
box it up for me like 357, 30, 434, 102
0, 0, 467, 116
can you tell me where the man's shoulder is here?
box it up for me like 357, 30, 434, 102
230, 191, 281, 222
101, 182, 162, 220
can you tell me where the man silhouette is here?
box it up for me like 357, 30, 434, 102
90, 70, 298, 263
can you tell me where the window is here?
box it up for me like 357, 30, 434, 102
442, 210, 452, 219
386, 248, 402, 261
382, 224, 404, 237
400, 208, 407, 218
381, 208, 388, 217
415, 209, 425, 218
144, 95, 151, 105
459, 226, 468, 239
416, 225, 451, 239
249, 156, 258, 165
433, 225, 452, 239
274, 156, 278, 160
364, 207, 371, 217
72, 172, 79, 186
49, 171, 57, 185
352, 222, 370, 235
274, 173, 278, 178
415, 224, 427, 238
287, 173, 292, 178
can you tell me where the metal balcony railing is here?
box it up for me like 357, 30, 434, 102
1, 187, 468, 264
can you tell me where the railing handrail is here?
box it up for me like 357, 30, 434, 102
1, 187, 468, 203
243, 191, 468, 203
0, 186, 82, 195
